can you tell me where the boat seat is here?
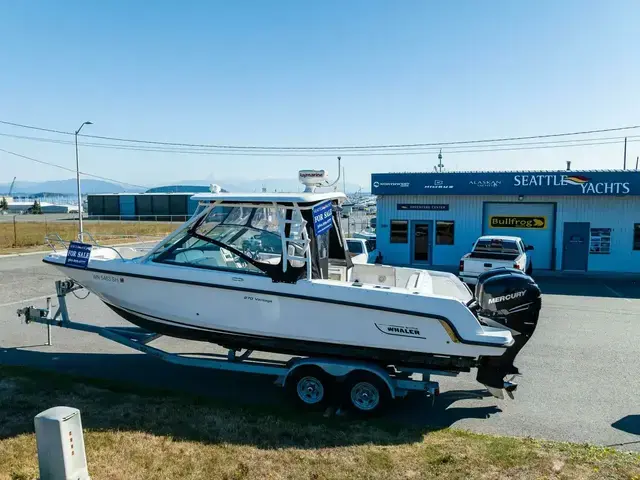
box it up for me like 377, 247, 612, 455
351, 264, 396, 287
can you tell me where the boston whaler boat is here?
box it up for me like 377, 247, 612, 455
40, 167, 541, 412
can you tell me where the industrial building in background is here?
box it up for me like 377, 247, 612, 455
87, 184, 225, 220
372, 170, 640, 274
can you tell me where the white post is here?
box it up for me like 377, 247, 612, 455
34, 406, 90, 480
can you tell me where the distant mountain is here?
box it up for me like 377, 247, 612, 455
1, 179, 145, 195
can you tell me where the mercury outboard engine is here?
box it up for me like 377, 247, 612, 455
474, 268, 541, 390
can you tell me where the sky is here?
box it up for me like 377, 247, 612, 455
1, 0, 639, 190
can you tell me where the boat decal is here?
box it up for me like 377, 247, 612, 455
92, 273, 124, 283
43, 258, 506, 348
375, 323, 425, 339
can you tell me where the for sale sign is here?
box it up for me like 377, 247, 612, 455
65, 241, 93, 269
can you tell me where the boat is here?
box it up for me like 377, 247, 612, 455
42, 170, 541, 394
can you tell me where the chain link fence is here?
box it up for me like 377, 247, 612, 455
0, 212, 377, 251
0, 214, 182, 250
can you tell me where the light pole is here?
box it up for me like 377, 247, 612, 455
75, 121, 92, 242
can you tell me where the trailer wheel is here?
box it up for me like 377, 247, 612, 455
343, 371, 391, 415
287, 366, 333, 410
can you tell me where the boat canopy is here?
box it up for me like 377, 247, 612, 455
191, 192, 347, 205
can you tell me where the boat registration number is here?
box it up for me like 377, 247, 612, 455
92, 274, 123, 283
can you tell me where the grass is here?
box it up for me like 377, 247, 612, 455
0, 219, 174, 254
0, 366, 638, 480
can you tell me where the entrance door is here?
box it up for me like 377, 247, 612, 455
413, 222, 431, 263
562, 222, 590, 271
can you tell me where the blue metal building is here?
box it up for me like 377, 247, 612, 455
87, 186, 213, 220
372, 170, 640, 273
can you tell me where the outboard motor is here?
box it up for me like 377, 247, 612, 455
474, 268, 541, 390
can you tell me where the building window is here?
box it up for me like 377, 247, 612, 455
590, 228, 611, 254
436, 221, 455, 245
390, 220, 408, 243
634, 224, 640, 251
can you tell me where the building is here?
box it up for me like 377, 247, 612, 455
87, 186, 217, 220
372, 170, 640, 273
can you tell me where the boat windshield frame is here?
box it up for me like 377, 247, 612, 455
143, 199, 341, 281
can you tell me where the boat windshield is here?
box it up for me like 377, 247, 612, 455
148, 205, 307, 275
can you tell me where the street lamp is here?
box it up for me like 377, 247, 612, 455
75, 121, 92, 242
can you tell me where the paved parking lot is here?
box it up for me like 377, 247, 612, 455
1, 252, 639, 450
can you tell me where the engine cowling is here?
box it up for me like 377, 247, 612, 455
474, 268, 541, 389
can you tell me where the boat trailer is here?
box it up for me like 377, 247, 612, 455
16, 279, 461, 415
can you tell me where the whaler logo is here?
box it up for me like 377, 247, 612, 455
488, 290, 526, 305
375, 323, 424, 338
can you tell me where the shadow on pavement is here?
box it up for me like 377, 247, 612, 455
0, 348, 501, 447
536, 277, 640, 299
612, 415, 640, 436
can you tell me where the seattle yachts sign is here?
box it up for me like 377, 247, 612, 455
371, 171, 639, 196
513, 174, 630, 195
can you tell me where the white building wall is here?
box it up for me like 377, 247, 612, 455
377, 194, 640, 273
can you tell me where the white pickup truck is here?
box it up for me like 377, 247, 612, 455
346, 237, 381, 264
459, 235, 534, 285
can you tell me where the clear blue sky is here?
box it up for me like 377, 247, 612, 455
1, 0, 639, 188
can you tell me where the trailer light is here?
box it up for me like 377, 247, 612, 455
459, 260, 464, 272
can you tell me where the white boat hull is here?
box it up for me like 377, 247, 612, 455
44, 254, 511, 371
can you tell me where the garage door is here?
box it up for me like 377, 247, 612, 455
483, 202, 555, 269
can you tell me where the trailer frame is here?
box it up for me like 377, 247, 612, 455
16, 279, 458, 414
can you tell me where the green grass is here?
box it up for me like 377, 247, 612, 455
0, 365, 638, 479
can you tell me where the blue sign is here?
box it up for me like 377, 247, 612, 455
65, 241, 92, 269
312, 201, 333, 236
398, 204, 449, 211
371, 170, 640, 196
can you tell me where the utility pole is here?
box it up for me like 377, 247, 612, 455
623, 137, 627, 169
636, 156, 639, 171
342, 166, 346, 193
75, 121, 93, 242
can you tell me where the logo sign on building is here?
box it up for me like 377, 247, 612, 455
65, 241, 93, 269
397, 204, 449, 211
312, 201, 333, 236
489, 216, 547, 229
371, 171, 640, 196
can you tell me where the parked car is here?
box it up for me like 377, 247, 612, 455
459, 235, 533, 285
346, 238, 382, 264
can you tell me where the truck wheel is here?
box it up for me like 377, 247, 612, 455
343, 371, 391, 416
287, 366, 333, 411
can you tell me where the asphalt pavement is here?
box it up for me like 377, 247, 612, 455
1, 251, 639, 451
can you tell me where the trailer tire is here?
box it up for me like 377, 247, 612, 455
287, 366, 333, 411
343, 371, 391, 416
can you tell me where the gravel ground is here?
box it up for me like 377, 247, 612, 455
1, 252, 639, 451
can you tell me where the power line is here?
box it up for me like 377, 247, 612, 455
0, 130, 638, 157
0, 148, 147, 189
1, 118, 639, 151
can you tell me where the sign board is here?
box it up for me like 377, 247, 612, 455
371, 171, 640, 196
590, 228, 611, 254
65, 241, 93, 269
312, 201, 333, 236
489, 215, 547, 229
397, 204, 449, 211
